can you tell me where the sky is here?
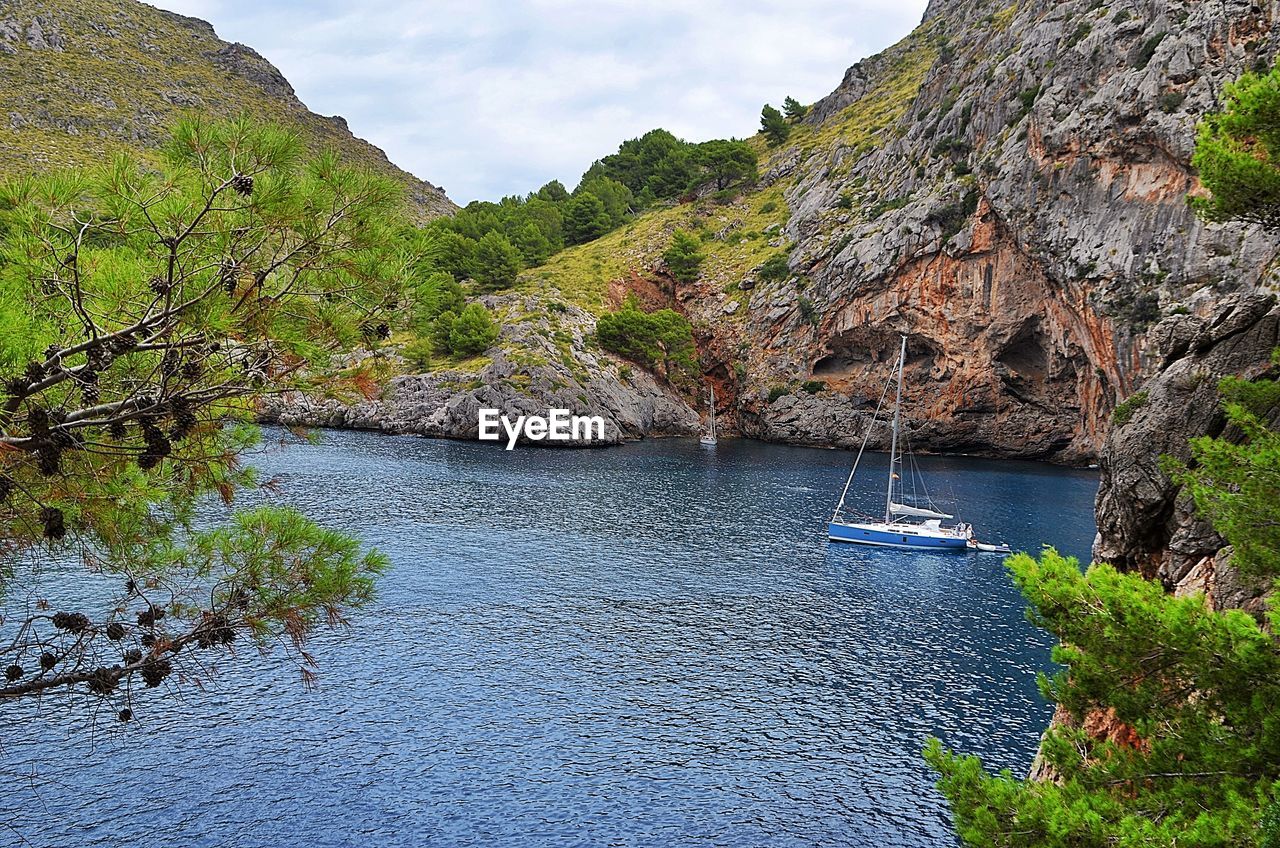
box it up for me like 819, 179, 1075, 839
151, 0, 930, 204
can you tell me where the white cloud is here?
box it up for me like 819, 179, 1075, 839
151, 0, 929, 203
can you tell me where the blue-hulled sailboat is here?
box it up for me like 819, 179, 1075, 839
827, 335, 974, 551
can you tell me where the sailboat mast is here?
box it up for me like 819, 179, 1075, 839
885, 335, 907, 523
709, 384, 716, 439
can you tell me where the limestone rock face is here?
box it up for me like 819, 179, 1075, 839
1092, 292, 1279, 613
682, 0, 1280, 462
261, 296, 700, 446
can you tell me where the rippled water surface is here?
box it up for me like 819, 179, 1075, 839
3, 432, 1098, 847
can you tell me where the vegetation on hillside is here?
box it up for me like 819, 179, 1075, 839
0, 119, 400, 712
414, 128, 760, 309
0, 0, 450, 219
926, 63, 1280, 848
595, 296, 698, 382
517, 21, 938, 321
1191, 62, 1280, 231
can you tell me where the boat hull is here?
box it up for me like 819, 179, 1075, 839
827, 520, 969, 550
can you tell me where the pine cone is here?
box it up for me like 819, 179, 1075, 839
148, 276, 170, 296
41, 506, 65, 540
36, 446, 61, 477
231, 173, 254, 196
87, 667, 118, 695
39, 652, 57, 671
5, 664, 23, 682
106, 622, 126, 641
27, 406, 49, 434
118, 708, 132, 722
136, 605, 165, 627
51, 611, 89, 632
140, 657, 172, 688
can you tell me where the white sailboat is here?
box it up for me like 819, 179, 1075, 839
700, 384, 717, 447
827, 335, 982, 551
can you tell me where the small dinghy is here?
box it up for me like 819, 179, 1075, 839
967, 540, 1013, 554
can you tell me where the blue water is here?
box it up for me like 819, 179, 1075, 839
1, 432, 1098, 848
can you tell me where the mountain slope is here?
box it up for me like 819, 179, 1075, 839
520, 0, 1279, 462
0, 0, 453, 218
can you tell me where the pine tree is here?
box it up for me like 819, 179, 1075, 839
760, 104, 791, 146
0, 118, 393, 710
782, 96, 808, 122
563, 191, 613, 244
1191, 61, 1280, 230
472, 230, 522, 290
511, 221, 553, 266
663, 229, 704, 283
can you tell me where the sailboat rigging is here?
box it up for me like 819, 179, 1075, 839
700, 384, 717, 447
827, 335, 1000, 551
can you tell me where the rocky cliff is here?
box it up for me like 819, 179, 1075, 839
720, 0, 1279, 461
0, 0, 453, 219
1093, 291, 1279, 615
512, 0, 1279, 461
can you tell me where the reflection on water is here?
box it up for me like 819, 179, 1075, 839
1, 432, 1098, 847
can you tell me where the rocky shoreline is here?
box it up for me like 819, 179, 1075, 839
260, 295, 701, 447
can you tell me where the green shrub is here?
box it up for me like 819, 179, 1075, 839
1133, 32, 1166, 70
836, 191, 855, 210
767, 385, 788, 403
802, 379, 825, 394
1112, 390, 1149, 425
410, 271, 466, 335
1159, 91, 1186, 113
798, 295, 818, 326
663, 229, 705, 283
596, 296, 697, 379
402, 338, 434, 371
757, 254, 791, 283
869, 196, 911, 219
431, 310, 457, 353
448, 303, 500, 355
928, 188, 980, 241
1064, 21, 1091, 49
473, 230, 522, 290
760, 199, 778, 214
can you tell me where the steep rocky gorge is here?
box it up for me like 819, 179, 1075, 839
692, 0, 1279, 462
36, 0, 1274, 463
268, 0, 1280, 459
